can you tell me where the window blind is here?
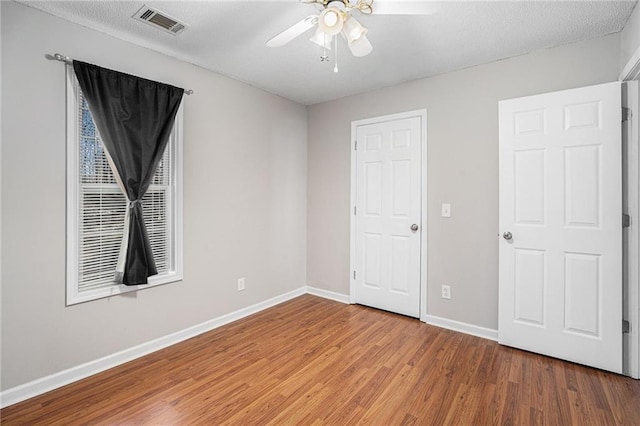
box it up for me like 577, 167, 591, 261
77, 93, 172, 292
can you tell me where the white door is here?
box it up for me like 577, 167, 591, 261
353, 114, 422, 318
498, 82, 622, 373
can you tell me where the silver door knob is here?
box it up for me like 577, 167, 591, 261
503, 232, 513, 241
411, 224, 419, 232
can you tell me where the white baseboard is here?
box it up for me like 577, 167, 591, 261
305, 286, 350, 304
2, 287, 495, 409
0, 287, 307, 408
425, 314, 498, 342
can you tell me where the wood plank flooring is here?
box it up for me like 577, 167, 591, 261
2, 295, 639, 425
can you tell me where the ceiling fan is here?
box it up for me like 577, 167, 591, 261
266, 0, 435, 68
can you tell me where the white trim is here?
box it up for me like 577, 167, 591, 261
349, 109, 428, 320
425, 314, 499, 342
306, 286, 350, 304
0, 287, 501, 408
620, 24, 640, 382
621, 68, 640, 380
623, 81, 640, 379
0, 2, 3, 397
0, 287, 306, 408
65, 66, 80, 304
173, 104, 184, 285
620, 45, 640, 82
349, 119, 358, 306
419, 112, 428, 322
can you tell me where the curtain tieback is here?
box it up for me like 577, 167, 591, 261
128, 199, 142, 209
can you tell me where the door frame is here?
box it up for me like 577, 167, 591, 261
621, 53, 640, 379
622, 81, 640, 379
349, 109, 428, 321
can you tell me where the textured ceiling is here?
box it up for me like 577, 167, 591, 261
19, 0, 638, 105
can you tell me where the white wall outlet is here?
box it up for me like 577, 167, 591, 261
441, 203, 451, 218
237, 277, 245, 291
441, 285, 451, 299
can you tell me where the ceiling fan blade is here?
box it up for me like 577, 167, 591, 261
370, 1, 437, 15
266, 15, 318, 47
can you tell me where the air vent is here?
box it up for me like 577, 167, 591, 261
133, 5, 187, 35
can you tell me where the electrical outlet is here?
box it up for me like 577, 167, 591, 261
441, 285, 451, 300
237, 277, 245, 291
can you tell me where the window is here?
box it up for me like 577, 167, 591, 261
66, 68, 183, 305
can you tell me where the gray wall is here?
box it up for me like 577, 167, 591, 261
1, 1, 307, 390
307, 34, 621, 330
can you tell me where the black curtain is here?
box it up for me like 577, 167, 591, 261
73, 61, 184, 285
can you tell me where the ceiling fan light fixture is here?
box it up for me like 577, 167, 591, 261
310, 28, 332, 50
342, 16, 367, 44
318, 7, 344, 35
347, 33, 372, 57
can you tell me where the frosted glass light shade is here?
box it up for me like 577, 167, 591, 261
348, 33, 373, 57
310, 28, 332, 49
342, 16, 367, 44
319, 8, 344, 35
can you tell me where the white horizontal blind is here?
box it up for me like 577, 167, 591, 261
77, 92, 172, 292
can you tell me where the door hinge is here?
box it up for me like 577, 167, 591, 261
354, 206, 357, 215
353, 270, 357, 280
623, 213, 631, 228
623, 107, 632, 122
623, 319, 630, 334
354, 140, 358, 150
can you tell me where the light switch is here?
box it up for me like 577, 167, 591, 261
441, 203, 451, 218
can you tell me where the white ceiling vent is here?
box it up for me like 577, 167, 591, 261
133, 6, 186, 35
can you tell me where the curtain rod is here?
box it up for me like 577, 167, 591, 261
52, 53, 194, 95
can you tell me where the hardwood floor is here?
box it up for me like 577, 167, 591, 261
2, 295, 639, 425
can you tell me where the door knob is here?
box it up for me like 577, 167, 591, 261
503, 231, 513, 241
411, 224, 419, 232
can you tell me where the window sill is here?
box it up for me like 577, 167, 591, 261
66, 272, 183, 306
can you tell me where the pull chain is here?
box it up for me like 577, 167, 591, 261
321, 32, 329, 62
334, 35, 339, 73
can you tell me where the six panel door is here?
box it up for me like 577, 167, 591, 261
498, 82, 622, 373
354, 116, 422, 318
